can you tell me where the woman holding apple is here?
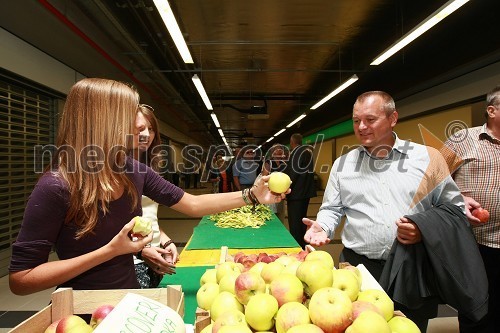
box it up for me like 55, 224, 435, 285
9, 78, 287, 295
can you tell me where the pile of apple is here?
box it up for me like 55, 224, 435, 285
43, 304, 114, 333
196, 250, 421, 333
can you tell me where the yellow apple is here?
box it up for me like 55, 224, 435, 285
234, 271, 267, 305
212, 309, 247, 333
245, 293, 279, 331
199, 268, 217, 286
269, 273, 304, 307
216, 262, 242, 283
55, 315, 93, 333
199, 323, 213, 333
218, 326, 253, 333
388, 316, 421, 333
357, 289, 394, 321
287, 324, 325, 333
210, 291, 244, 322
296, 260, 333, 296
308, 287, 353, 333
196, 281, 220, 310
304, 250, 334, 269
131, 216, 152, 236
268, 171, 291, 193
332, 269, 360, 301
351, 300, 383, 320
345, 310, 391, 333
248, 261, 267, 276
260, 261, 285, 284
275, 301, 311, 333
282, 259, 301, 275
218, 271, 239, 294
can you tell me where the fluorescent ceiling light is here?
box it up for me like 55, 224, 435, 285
273, 128, 286, 137
211, 113, 220, 128
371, 0, 469, 65
310, 75, 359, 110
218, 129, 224, 137
192, 74, 213, 110
153, 0, 194, 63
286, 114, 307, 128
266, 137, 275, 143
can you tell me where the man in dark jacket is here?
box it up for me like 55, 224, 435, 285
284, 133, 316, 248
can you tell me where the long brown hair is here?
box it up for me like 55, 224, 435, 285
136, 105, 163, 172
52, 78, 139, 238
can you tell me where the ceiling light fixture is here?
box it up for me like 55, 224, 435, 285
310, 75, 359, 110
266, 137, 275, 143
218, 129, 224, 137
152, 0, 194, 64
211, 112, 220, 128
371, 0, 470, 65
192, 74, 213, 110
273, 129, 286, 137
286, 114, 307, 128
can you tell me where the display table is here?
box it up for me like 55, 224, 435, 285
160, 213, 301, 324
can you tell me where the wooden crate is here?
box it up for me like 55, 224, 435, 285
8, 285, 184, 333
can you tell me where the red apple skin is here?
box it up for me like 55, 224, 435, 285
90, 304, 115, 328
471, 208, 490, 223
55, 315, 88, 333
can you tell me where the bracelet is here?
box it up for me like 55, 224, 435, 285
161, 239, 174, 249
242, 188, 252, 205
248, 188, 260, 205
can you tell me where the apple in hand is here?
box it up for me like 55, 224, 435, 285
308, 287, 353, 333
196, 281, 220, 310
235, 271, 266, 305
245, 293, 279, 331
388, 316, 421, 333
471, 208, 490, 223
287, 324, 325, 333
212, 309, 248, 333
89, 304, 114, 329
305, 250, 334, 269
275, 301, 311, 333
332, 269, 361, 301
351, 300, 383, 320
269, 273, 304, 307
345, 310, 391, 333
131, 216, 152, 236
199, 268, 217, 286
268, 171, 292, 193
357, 289, 394, 321
296, 260, 333, 296
210, 291, 244, 322
56, 315, 92, 333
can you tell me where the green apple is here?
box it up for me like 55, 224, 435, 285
269, 273, 304, 307
332, 269, 360, 301
308, 287, 353, 333
210, 291, 244, 322
275, 301, 311, 333
245, 293, 279, 331
388, 316, 421, 333
357, 289, 394, 321
304, 250, 334, 269
296, 260, 333, 296
196, 281, 220, 310
345, 310, 391, 333
268, 172, 291, 193
212, 309, 247, 333
351, 300, 383, 320
131, 216, 152, 236
287, 324, 325, 333
218, 271, 239, 294
199, 268, 217, 286
260, 261, 285, 284
216, 262, 242, 283
234, 271, 266, 305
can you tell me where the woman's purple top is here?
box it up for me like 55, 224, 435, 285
9, 158, 184, 290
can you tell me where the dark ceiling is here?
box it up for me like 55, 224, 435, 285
2, 0, 499, 150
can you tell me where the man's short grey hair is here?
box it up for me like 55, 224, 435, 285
354, 91, 396, 117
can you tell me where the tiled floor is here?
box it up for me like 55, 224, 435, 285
0, 183, 459, 332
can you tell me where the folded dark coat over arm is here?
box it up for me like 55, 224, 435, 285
379, 203, 488, 322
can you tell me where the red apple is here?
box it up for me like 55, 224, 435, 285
235, 271, 266, 305
471, 208, 489, 223
56, 315, 92, 333
90, 304, 114, 328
